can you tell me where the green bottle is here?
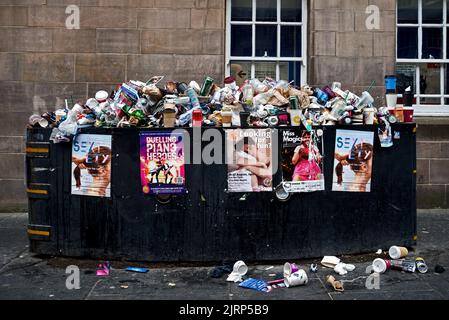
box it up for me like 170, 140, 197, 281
122, 105, 145, 119
200, 77, 214, 96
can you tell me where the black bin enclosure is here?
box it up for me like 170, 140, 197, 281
26, 124, 417, 262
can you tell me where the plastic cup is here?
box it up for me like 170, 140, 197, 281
372, 258, 392, 274
389, 246, 409, 260
386, 94, 398, 108
233, 261, 248, 276
284, 270, 308, 288
283, 262, 300, 277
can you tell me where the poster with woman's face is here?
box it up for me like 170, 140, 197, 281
71, 134, 112, 198
332, 130, 374, 193
226, 129, 273, 193
281, 129, 325, 193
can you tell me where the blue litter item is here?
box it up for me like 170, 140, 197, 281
238, 278, 269, 292
126, 267, 149, 273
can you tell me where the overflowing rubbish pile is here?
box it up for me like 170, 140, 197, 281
27, 75, 405, 143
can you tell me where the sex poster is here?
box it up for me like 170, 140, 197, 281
71, 134, 112, 198
140, 131, 186, 195
281, 129, 325, 193
332, 130, 375, 193
226, 129, 273, 193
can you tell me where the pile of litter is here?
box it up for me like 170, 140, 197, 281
26, 75, 397, 144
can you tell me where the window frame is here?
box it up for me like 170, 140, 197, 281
225, 0, 308, 85
396, 0, 449, 115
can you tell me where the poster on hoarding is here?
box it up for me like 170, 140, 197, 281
332, 130, 374, 193
71, 134, 112, 198
226, 129, 273, 193
281, 129, 325, 193
140, 131, 186, 195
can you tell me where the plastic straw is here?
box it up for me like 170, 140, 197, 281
366, 80, 376, 93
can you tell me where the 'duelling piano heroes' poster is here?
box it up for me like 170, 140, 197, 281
140, 131, 186, 195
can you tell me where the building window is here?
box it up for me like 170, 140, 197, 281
397, 0, 449, 115
226, 0, 307, 87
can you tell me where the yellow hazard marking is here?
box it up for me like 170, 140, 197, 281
26, 188, 48, 195
26, 147, 49, 153
27, 229, 50, 237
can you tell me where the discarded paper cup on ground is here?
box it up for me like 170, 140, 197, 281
284, 262, 299, 277
372, 258, 391, 274
321, 256, 341, 268
233, 260, 248, 276
284, 270, 308, 288
389, 246, 409, 259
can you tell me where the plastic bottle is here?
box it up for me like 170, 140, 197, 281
186, 88, 201, 109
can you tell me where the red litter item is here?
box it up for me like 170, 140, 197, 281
224, 76, 236, 85
192, 109, 203, 127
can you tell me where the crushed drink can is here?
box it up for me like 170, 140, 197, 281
391, 259, 416, 273
289, 96, 299, 110
415, 258, 428, 274
314, 88, 329, 105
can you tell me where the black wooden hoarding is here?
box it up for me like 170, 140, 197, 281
26, 124, 417, 262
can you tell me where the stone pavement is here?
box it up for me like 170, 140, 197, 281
0, 211, 448, 300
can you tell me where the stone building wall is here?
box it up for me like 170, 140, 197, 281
0, 0, 225, 211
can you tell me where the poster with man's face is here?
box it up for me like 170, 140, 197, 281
332, 130, 374, 193
71, 134, 112, 198
226, 129, 273, 193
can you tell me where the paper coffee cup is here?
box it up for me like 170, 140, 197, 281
95, 90, 109, 103
289, 110, 302, 127
221, 111, 233, 128
372, 258, 391, 274
389, 246, 409, 260
233, 261, 248, 276
386, 94, 397, 108
284, 262, 299, 277
284, 270, 308, 288
363, 108, 375, 125
163, 109, 177, 128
